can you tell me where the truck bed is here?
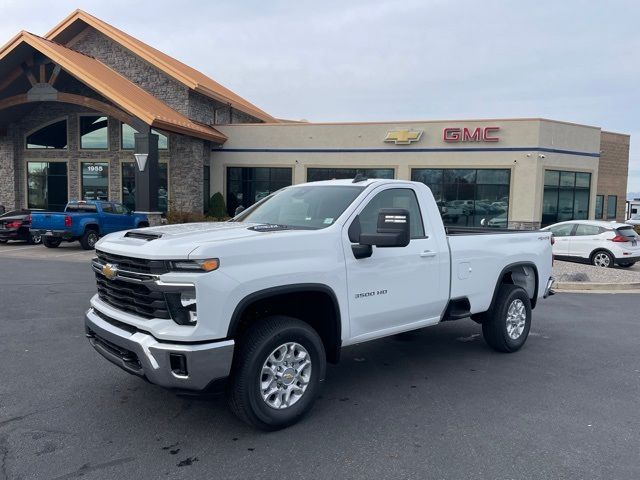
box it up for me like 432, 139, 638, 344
445, 226, 538, 236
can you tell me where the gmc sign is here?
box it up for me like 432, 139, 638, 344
443, 126, 500, 142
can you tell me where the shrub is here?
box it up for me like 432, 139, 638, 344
208, 192, 228, 218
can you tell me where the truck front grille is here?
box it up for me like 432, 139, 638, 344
95, 250, 169, 275
95, 273, 171, 319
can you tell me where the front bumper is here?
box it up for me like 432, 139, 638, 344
543, 276, 555, 298
85, 307, 234, 391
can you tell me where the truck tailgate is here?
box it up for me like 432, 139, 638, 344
31, 212, 68, 230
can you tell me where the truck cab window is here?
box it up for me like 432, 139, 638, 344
359, 188, 425, 238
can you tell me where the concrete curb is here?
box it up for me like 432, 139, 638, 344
555, 281, 640, 291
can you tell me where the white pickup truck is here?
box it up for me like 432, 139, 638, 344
85, 178, 554, 429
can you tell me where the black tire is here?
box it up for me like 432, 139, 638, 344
79, 229, 99, 250
43, 237, 62, 248
591, 250, 614, 268
227, 316, 326, 431
0, 239, 7, 244
137, 222, 149, 228
482, 284, 532, 353
618, 262, 635, 268
28, 232, 42, 245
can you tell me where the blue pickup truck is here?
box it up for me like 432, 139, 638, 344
30, 201, 149, 250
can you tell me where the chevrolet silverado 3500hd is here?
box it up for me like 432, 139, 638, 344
85, 178, 554, 429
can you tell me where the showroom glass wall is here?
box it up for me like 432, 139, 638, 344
81, 162, 109, 200
27, 162, 68, 211
542, 170, 591, 226
307, 168, 394, 182
121, 163, 169, 212
411, 168, 510, 227
226, 167, 292, 216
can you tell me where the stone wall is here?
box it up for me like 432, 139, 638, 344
169, 135, 208, 213
72, 29, 190, 115
597, 132, 630, 222
0, 127, 17, 210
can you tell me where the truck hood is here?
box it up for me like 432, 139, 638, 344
95, 221, 300, 259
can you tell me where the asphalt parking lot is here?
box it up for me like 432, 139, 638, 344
1, 249, 640, 479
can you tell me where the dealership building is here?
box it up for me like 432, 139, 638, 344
0, 10, 630, 228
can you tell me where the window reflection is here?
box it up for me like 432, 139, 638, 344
412, 168, 510, 228
226, 167, 292, 217
121, 162, 169, 212
542, 170, 591, 226
81, 162, 109, 200
307, 168, 394, 182
80, 116, 108, 149
26, 120, 67, 149
27, 162, 68, 211
121, 123, 168, 150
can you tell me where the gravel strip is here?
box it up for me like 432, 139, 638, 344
553, 260, 640, 283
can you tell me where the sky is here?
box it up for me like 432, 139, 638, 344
1, 0, 639, 195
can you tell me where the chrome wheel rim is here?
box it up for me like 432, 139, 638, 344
506, 299, 526, 340
260, 342, 312, 410
31, 234, 41, 244
594, 253, 610, 267
88, 233, 98, 248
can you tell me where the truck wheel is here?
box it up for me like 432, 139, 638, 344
482, 284, 531, 353
227, 316, 326, 430
80, 230, 99, 250
43, 237, 62, 248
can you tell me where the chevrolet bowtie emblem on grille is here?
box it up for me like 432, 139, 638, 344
384, 129, 423, 145
102, 263, 118, 280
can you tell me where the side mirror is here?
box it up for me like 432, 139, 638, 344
360, 208, 411, 248
235, 205, 245, 216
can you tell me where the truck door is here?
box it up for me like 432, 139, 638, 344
100, 203, 117, 234
343, 186, 446, 341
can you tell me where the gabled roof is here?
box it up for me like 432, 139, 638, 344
0, 31, 227, 143
46, 9, 277, 123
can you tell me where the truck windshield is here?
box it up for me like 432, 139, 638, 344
232, 185, 365, 230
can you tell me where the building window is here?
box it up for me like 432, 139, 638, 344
411, 168, 510, 228
27, 162, 68, 211
607, 195, 617, 219
79, 115, 108, 149
203, 165, 210, 213
226, 167, 292, 217
595, 195, 604, 219
542, 170, 591, 226
26, 120, 67, 149
121, 162, 169, 212
121, 123, 168, 150
307, 168, 394, 182
81, 162, 109, 201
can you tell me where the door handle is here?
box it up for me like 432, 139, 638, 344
420, 250, 437, 258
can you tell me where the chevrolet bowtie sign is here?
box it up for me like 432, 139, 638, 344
384, 129, 423, 145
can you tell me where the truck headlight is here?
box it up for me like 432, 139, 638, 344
166, 290, 198, 325
169, 258, 219, 272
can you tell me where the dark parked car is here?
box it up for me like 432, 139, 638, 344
0, 209, 44, 244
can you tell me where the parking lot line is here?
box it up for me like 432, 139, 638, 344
53, 252, 94, 258
0, 245, 41, 254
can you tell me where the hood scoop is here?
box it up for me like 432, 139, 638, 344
248, 224, 290, 232
124, 231, 163, 241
